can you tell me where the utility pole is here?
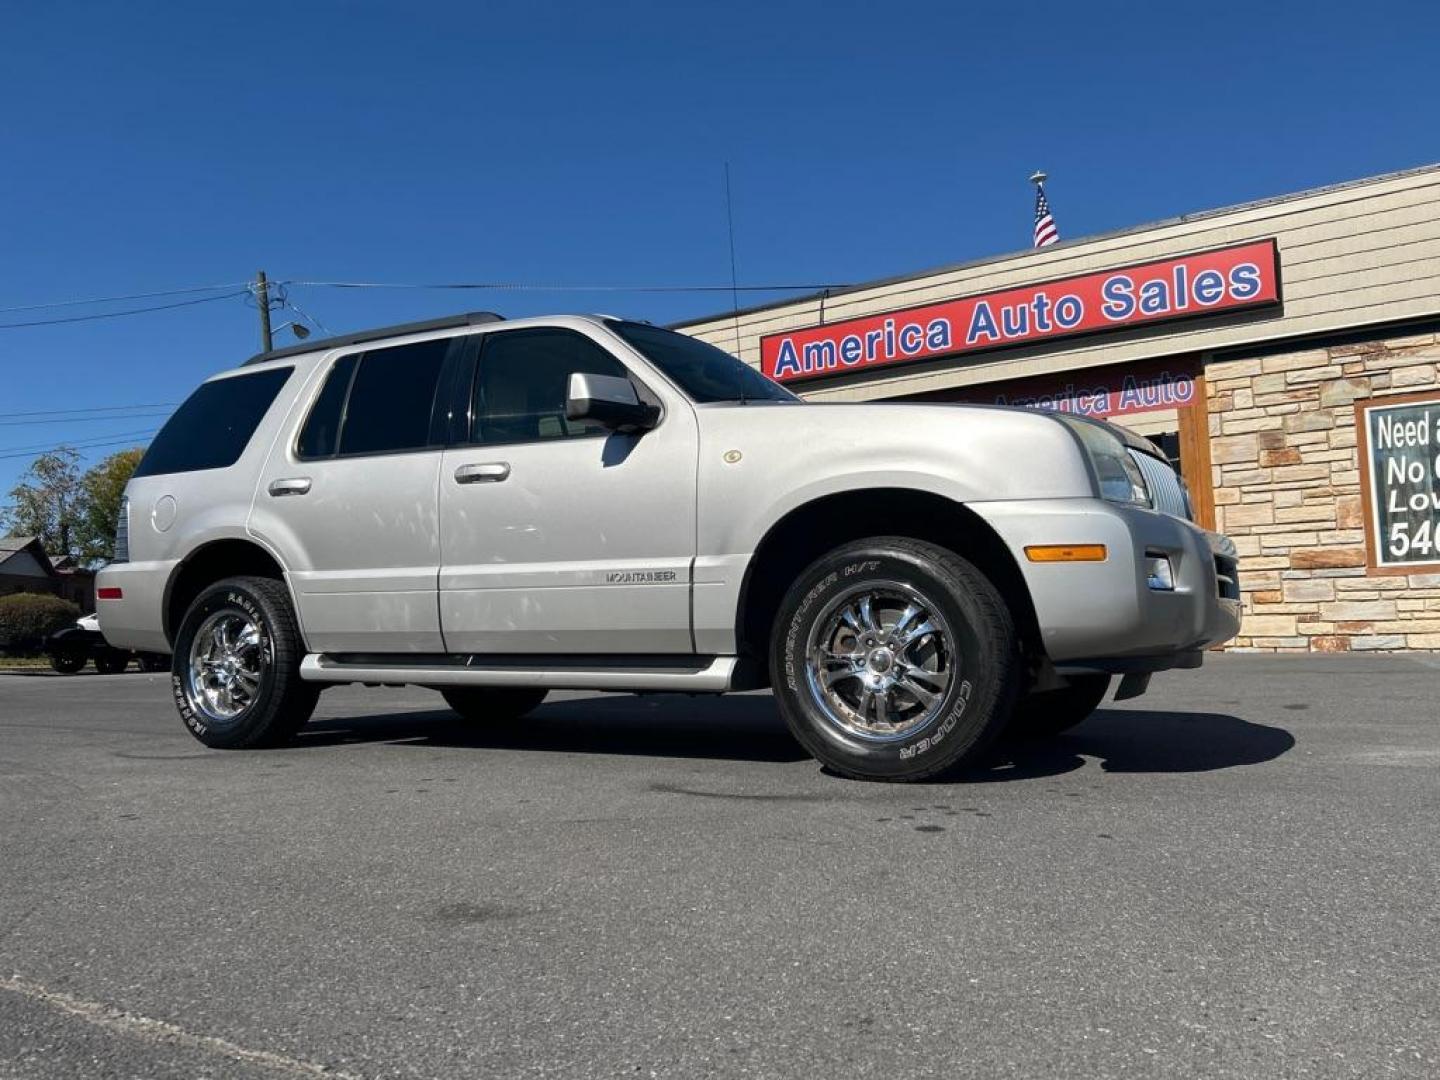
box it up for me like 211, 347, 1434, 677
256, 270, 273, 352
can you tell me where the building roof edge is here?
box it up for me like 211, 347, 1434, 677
671, 161, 1440, 330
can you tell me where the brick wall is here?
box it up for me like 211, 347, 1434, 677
1206, 331, 1440, 652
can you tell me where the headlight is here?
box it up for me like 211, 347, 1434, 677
1056, 417, 1152, 508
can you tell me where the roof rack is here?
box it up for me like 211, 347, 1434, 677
243, 311, 505, 366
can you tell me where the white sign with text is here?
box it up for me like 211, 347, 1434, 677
1362, 395, 1440, 568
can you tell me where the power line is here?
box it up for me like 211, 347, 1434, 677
0, 411, 172, 427
0, 429, 157, 458
280, 297, 332, 336
0, 277, 846, 334
0, 282, 251, 315
0, 435, 155, 462
0, 291, 248, 330
0, 277, 844, 321
0, 403, 178, 420
288, 279, 846, 293
0, 277, 848, 313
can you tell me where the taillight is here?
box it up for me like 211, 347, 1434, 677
113, 496, 130, 563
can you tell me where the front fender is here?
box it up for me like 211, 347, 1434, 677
688, 403, 1092, 654
695, 403, 1090, 559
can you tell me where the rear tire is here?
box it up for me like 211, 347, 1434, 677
769, 537, 1021, 782
50, 651, 86, 674
94, 651, 130, 675
171, 576, 318, 749
1008, 674, 1111, 739
440, 687, 548, 723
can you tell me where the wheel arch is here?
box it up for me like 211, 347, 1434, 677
734, 488, 1042, 677
163, 538, 294, 647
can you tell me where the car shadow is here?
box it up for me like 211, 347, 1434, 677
295, 693, 811, 763
294, 695, 1294, 778
966, 708, 1297, 782
1, 668, 114, 677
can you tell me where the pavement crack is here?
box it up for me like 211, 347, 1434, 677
0, 973, 365, 1079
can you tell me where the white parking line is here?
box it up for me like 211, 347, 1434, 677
0, 974, 363, 1079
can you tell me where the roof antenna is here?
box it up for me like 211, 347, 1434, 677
724, 162, 750, 404
724, 162, 743, 358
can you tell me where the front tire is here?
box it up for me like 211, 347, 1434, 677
171, 576, 318, 749
1008, 675, 1110, 739
440, 687, 548, 723
770, 537, 1021, 782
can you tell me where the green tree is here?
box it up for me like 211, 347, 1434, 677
0, 448, 81, 557
74, 447, 145, 563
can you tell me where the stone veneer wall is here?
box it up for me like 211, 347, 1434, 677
1206, 330, 1440, 652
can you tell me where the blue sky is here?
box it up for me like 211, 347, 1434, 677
2, 0, 1438, 499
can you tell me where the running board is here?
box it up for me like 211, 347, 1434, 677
299, 653, 742, 692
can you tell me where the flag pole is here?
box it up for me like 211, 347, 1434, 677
1029, 170, 1047, 187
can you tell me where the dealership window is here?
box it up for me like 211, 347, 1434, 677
1108, 410, 1182, 469
1152, 432, 1182, 470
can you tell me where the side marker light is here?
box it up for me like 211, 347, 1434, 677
1024, 545, 1108, 563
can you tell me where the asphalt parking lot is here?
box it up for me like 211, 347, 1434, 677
2, 655, 1437, 1079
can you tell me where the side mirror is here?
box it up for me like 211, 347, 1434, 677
565, 372, 659, 433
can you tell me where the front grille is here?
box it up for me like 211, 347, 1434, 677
113, 496, 129, 563
1214, 553, 1240, 600
1129, 448, 1192, 520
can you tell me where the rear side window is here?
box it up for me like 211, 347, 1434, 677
337, 339, 450, 456
471, 329, 629, 445
296, 354, 358, 459
133, 367, 293, 478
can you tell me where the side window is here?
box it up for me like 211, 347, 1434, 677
471, 329, 631, 445
337, 339, 450, 456
296, 354, 357, 459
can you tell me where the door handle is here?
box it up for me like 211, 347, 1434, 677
455, 462, 510, 484
268, 477, 312, 497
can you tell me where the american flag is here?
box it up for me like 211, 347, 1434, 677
1033, 184, 1059, 248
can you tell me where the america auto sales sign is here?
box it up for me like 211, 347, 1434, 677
760, 240, 1281, 383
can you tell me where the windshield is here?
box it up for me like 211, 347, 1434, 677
608, 321, 798, 404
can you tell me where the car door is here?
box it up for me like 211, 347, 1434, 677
438, 324, 698, 654
250, 334, 462, 653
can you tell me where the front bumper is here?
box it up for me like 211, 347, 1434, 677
977, 498, 1243, 668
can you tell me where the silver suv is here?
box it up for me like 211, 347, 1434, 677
96, 312, 1240, 781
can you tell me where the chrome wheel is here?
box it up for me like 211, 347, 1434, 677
804, 581, 956, 743
185, 610, 266, 724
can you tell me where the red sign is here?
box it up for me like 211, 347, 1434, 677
760, 239, 1280, 383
